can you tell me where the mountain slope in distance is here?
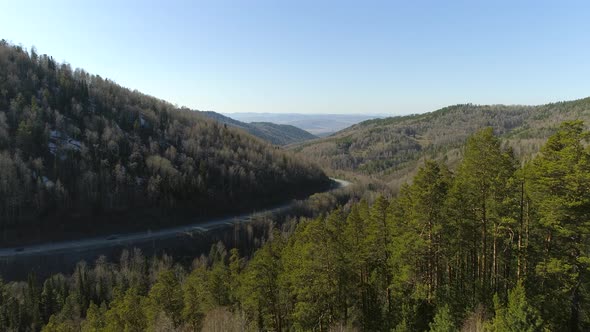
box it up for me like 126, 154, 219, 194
291, 97, 590, 188
200, 111, 317, 145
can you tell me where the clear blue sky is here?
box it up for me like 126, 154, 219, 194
2, 0, 590, 114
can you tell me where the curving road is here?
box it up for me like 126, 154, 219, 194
0, 178, 351, 258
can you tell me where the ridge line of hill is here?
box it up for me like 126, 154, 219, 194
290, 96, 590, 188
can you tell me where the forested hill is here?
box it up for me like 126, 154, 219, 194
5, 122, 590, 331
0, 41, 330, 244
200, 111, 317, 145
291, 97, 590, 186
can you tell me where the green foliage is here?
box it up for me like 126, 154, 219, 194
343, 201, 385, 329
239, 234, 288, 331
429, 305, 456, 332
488, 282, 542, 332
42, 315, 79, 332
40, 274, 68, 322
182, 266, 210, 331
282, 214, 344, 330
80, 302, 106, 332
446, 128, 518, 305
145, 269, 183, 327
103, 287, 146, 332
527, 120, 590, 330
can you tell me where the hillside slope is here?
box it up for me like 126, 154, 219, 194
0, 42, 330, 244
201, 111, 317, 145
291, 98, 590, 186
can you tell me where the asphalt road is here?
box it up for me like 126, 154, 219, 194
0, 178, 351, 258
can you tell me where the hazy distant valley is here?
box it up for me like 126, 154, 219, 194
224, 112, 383, 137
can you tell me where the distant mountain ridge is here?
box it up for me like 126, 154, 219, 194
224, 112, 383, 136
200, 111, 317, 145
291, 97, 590, 187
